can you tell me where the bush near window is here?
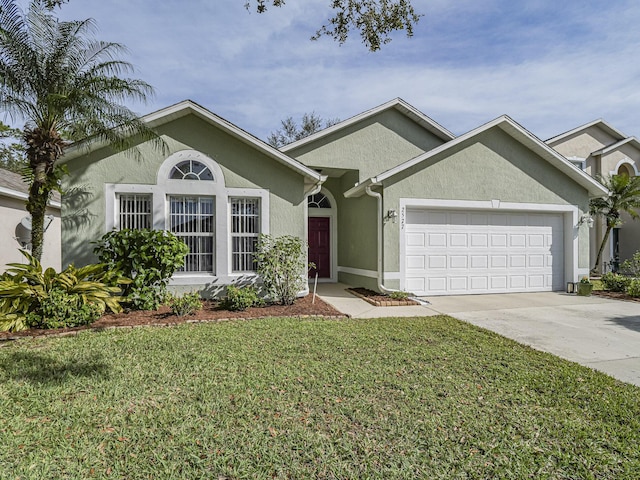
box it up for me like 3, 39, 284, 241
222, 285, 262, 311
255, 235, 308, 306
600, 272, 632, 292
167, 292, 203, 317
94, 229, 189, 310
626, 278, 640, 298
0, 250, 125, 332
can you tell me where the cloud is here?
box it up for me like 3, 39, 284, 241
30, 0, 640, 141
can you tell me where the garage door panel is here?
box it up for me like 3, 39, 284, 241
404, 209, 564, 295
449, 233, 468, 247
428, 233, 447, 247
470, 234, 488, 247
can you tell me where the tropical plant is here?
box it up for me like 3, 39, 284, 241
255, 234, 307, 306
620, 250, 640, 277
0, 0, 162, 261
222, 285, 262, 311
167, 292, 203, 317
0, 250, 125, 332
589, 174, 640, 273
94, 229, 189, 310
600, 272, 631, 292
626, 278, 640, 298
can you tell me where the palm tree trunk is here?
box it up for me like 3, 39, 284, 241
26, 161, 52, 262
593, 224, 613, 274
24, 128, 64, 263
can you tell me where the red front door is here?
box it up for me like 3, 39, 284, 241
308, 217, 330, 278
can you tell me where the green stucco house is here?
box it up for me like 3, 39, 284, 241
61, 98, 608, 297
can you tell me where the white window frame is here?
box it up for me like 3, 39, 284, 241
169, 195, 216, 274
117, 193, 152, 230
105, 150, 270, 285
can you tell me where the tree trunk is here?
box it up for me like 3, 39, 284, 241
23, 127, 65, 262
27, 169, 51, 262
592, 224, 613, 274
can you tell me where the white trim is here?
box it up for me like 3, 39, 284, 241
62, 101, 324, 184
609, 158, 639, 177
0, 186, 61, 208
337, 266, 377, 279
281, 97, 455, 152
545, 119, 627, 145
345, 116, 609, 199
593, 137, 640, 156
307, 188, 338, 282
106, 151, 270, 282
398, 198, 582, 294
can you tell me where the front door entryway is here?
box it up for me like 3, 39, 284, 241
308, 216, 331, 278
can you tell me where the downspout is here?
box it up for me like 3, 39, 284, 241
301, 178, 326, 296
365, 184, 398, 294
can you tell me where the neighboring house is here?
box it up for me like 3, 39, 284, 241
0, 168, 61, 270
547, 121, 640, 270
61, 98, 607, 297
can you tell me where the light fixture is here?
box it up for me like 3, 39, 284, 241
577, 213, 594, 228
386, 209, 398, 224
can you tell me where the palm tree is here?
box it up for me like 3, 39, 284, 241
590, 174, 640, 273
0, 0, 162, 261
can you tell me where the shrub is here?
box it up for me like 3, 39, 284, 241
255, 235, 307, 306
27, 289, 103, 329
621, 251, 640, 277
390, 291, 410, 300
222, 285, 261, 311
94, 229, 189, 310
626, 279, 640, 298
0, 250, 125, 332
600, 272, 632, 292
167, 292, 202, 317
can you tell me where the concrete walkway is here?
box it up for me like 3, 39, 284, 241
315, 283, 640, 386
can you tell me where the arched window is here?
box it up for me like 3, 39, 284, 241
170, 160, 214, 180
308, 192, 332, 208
617, 163, 634, 177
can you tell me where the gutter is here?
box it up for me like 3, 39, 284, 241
364, 184, 398, 294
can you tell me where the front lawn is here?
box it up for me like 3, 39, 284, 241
1, 316, 638, 479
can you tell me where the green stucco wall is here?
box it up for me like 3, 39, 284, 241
382, 127, 592, 272
62, 114, 308, 269
289, 109, 446, 181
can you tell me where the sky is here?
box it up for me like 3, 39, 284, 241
19, 0, 640, 141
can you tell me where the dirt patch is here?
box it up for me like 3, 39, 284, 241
0, 294, 346, 342
591, 290, 640, 303
346, 287, 420, 307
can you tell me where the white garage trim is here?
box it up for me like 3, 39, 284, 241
399, 199, 580, 295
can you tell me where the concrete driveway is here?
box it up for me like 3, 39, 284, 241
316, 284, 640, 386
427, 292, 640, 386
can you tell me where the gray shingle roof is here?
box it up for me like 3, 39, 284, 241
0, 167, 61, 203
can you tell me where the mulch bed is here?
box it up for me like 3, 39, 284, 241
346, 287, 420, 307
0, 294, 345, 343
591, 290, 640, 303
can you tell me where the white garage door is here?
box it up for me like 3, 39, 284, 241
404, 209, 564, 295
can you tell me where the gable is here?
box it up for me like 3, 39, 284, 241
548, 124, 623, 159
385, 128, 590, 207
288, 108, 448, 181
65, 113, 311, 203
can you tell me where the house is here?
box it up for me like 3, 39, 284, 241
546, 121, 640, 271
0, 168, 61, 270
60, 99, 608, 296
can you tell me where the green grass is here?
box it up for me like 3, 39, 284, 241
1, 316, 639, 479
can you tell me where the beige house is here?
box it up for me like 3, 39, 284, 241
0, 168, 61, 270
547, 121, 640, 271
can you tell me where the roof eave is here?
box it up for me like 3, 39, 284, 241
61, 101, 323, 183
281, 98, 455, 153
